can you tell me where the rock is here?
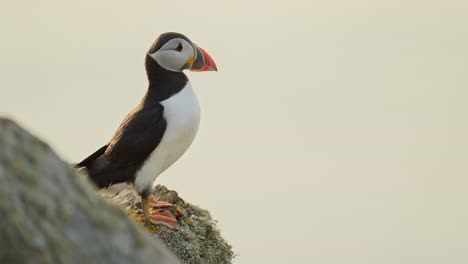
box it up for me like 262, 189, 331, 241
103, 185, 235, 264
0, 118, 181, 264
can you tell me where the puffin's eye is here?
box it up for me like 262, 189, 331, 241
175, 43, 183, 52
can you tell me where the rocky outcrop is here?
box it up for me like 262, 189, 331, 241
104, 185, 235, 264
0, 118, 180, 264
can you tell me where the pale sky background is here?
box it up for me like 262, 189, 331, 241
1, 1, 468, 263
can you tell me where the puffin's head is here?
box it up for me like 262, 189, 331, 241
147, 32, 217, 72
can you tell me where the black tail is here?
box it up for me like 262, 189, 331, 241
76, 145, 108, 168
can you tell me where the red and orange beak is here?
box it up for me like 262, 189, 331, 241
189, 45, 217, 72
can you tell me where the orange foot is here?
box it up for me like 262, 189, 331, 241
148, 196, 175, 210
142, 196, 180, 230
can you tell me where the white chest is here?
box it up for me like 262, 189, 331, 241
135, 82, 200, 193
159, 82, 201, 168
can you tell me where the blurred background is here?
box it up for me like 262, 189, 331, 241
1, 1, 467, 263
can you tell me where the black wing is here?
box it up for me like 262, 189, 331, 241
77, 103, 166, 188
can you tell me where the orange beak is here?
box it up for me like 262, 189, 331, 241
189, 45, 218, 72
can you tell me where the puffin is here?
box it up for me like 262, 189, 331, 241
76, 32, 217, 230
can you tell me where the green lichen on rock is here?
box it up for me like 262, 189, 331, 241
105, 185, 235, 264
154, 185, 235, 264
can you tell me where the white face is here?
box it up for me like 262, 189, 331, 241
148, 38, 196, 72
